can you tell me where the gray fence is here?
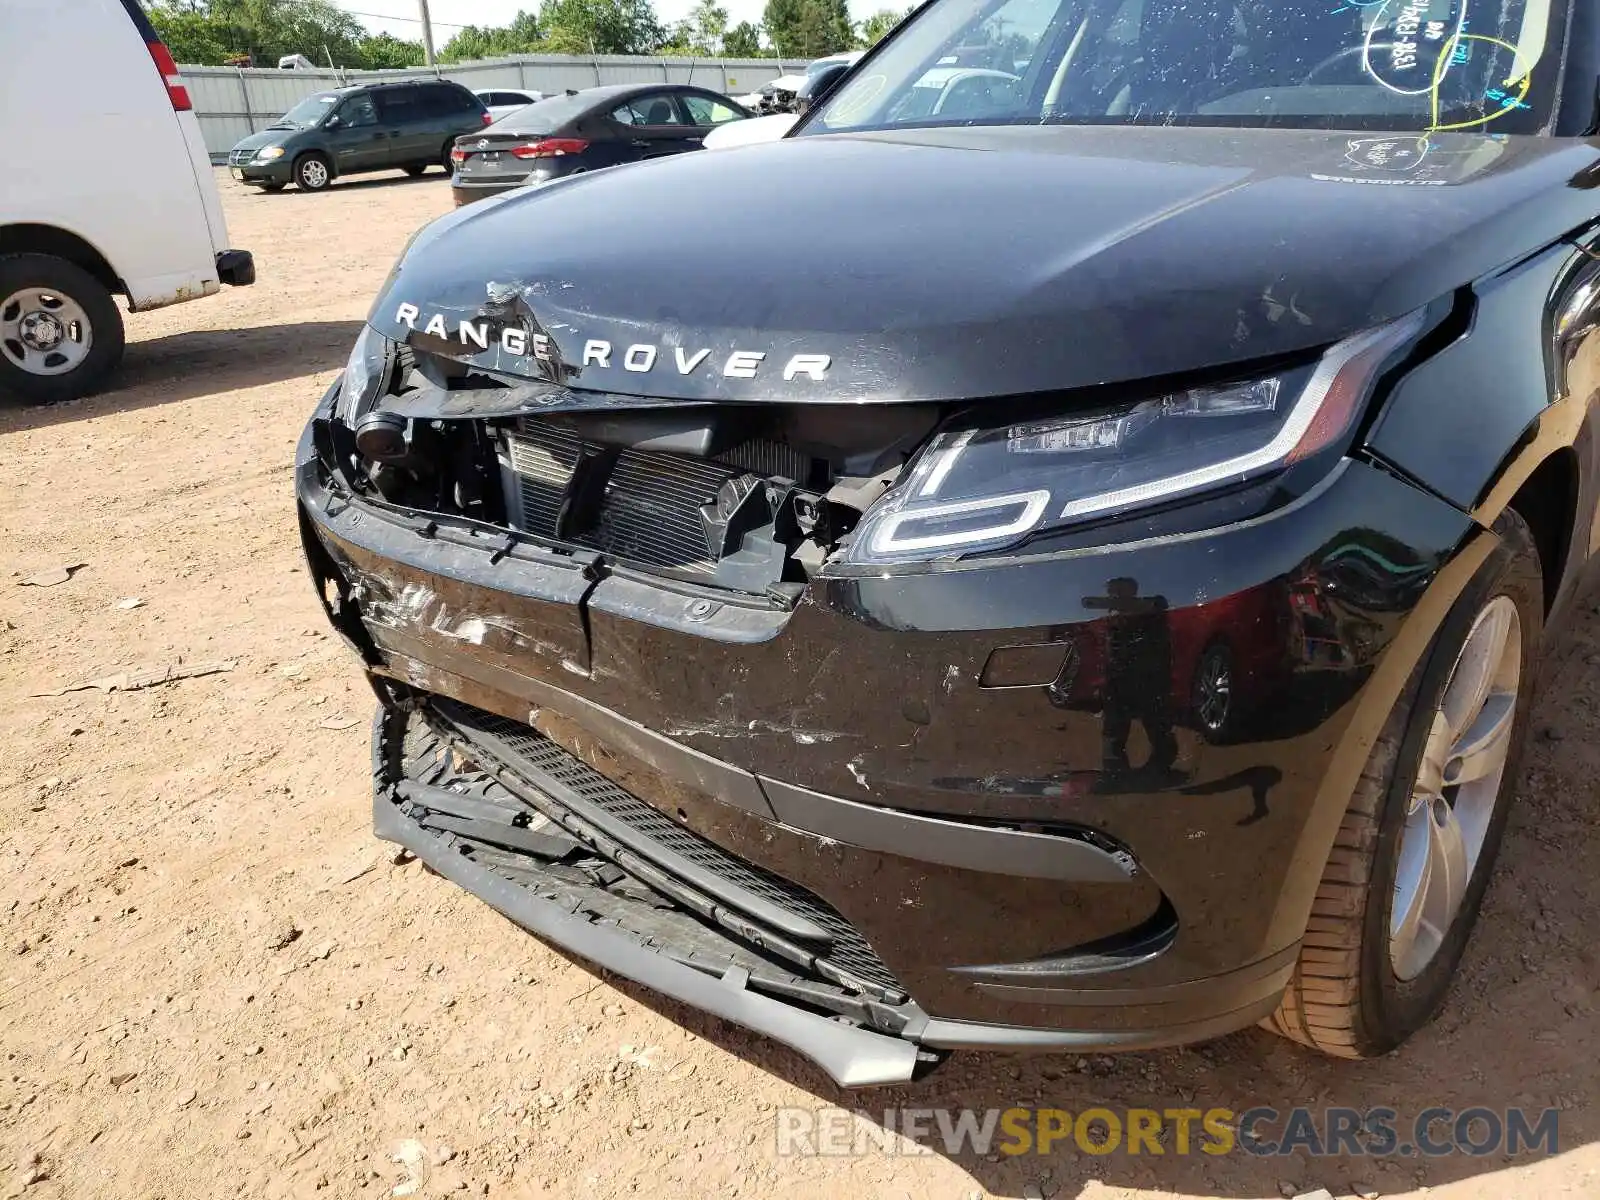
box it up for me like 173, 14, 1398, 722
181, 55, 802, 160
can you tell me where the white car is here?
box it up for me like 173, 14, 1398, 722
0, 0, 253, 403
703, 112, 800, 150
475, 88, 545, 124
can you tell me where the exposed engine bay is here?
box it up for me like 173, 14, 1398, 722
337, 357, 942, 599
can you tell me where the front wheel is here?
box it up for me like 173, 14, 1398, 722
0, 253, 125, 404
1265, 510, 1542, 1057
295, 153, 333, 192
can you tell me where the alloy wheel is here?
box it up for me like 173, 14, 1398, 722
1389, 595, 1521, 981
300, 159, 330, 189
1195, 646, 1232, 733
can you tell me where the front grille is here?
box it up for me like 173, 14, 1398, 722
502, 419, 812, 576
431, 697, 906, 998
229, 148, 254, 165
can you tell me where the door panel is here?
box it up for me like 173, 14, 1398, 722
375, 86, 431, 164
325, 94, 387, 172
609, 93, 702, 163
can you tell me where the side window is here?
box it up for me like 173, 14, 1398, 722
682, 94, 743, 125
612, 94, 684, 126
336, 95, 378, 128
437, 84, 478, 113
375, 86, 421, 123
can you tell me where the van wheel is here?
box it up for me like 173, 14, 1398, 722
0, 253, 125, 405
440, 140, 457, 170
1264, 510, 1541, 1057
404, 163, 429, 177
295, 153, 333, 192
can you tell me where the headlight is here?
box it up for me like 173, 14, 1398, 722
254, 145, 285, 161
845, 312, 1427, 565
337, 324, 393, 423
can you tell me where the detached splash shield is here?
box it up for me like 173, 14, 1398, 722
371, 698, 933, 1088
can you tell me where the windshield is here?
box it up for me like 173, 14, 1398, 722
808, 0, 1570, 135
273, 92, 340, 128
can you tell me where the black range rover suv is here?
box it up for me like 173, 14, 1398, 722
298, 0, 1600, 1085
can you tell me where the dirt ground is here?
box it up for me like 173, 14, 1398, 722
2, 169, 1598, 1200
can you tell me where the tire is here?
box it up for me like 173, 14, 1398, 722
254, 182, 286, 193
440, 140, 457, 171
294, 153, 333, 192
404, 163, 429, 177
1264, 509, 1543, 1057
0, 253, 125, 405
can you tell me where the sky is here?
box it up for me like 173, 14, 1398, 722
331, 0, 771, 43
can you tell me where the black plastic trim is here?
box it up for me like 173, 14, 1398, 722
960, 941, 1299, 1008
215, 249, 255, 287
917, 994, 1283, 1053
758, 776, 1140, 884
371, 784, 926, 1088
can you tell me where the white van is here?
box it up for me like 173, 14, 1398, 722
0, 0, 254, 403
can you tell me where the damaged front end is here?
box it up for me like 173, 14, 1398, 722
330, 321, 939, 601
297, 274, 1469, 1083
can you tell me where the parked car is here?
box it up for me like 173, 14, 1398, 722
733, 74, 806, 112
299, 0, 1593, 1084
475, 87, 544, 124
1, 0, 253, 403
703, 60, 854, 150
449, 85, 751, 207
735, 52, 862, 112
228, 79, 491, 193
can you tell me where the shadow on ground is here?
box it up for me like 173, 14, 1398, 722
233, 169, 450, 198
0, 319, 362, 433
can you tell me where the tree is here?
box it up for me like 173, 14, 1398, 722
148, 0, 424, 68
687, 0, 729, 54
360, 31, 426, 68
439, 9, 544, 61
763, 0, 851, 59
722, 20, 764, 56
855, 7, 905, 46
538, 0, 665, 55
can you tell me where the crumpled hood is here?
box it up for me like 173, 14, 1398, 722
370, 125, 1600, 405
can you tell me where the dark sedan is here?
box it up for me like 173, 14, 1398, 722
449, 84, 752, 206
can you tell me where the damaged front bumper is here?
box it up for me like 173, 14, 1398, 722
296, 379, 1480, 1085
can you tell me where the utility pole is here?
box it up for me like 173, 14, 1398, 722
417, 0, 436, 66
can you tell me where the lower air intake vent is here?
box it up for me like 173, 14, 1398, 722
502, 419, 811, 576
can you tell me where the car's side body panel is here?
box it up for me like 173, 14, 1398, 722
1, 0, 231, 310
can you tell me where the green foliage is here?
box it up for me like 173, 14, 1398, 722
439, 10, 543, 62
855, 7, 906, 46
147, 0, 424, 68
722, 20, 766, 57
358, 31, 426, 68
539, 0, 665, 55
763, 0, 852, 59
